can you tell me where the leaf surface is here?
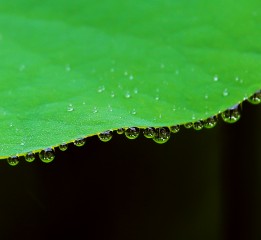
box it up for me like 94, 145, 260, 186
0, 0, 261, 158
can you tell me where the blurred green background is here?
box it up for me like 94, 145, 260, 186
0, 101, 260, 240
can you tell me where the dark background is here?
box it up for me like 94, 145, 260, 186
0, 101, 260, 240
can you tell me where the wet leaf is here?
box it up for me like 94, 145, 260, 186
0, 0, 261, 158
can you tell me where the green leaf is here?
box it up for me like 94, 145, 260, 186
0, 0, 261, 159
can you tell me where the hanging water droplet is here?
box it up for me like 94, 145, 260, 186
170, 125, 180, 133
125, 91, 131, 98
39, 148, 55, 163
184, 122, 193, 129
117, 128, 125, 134
7, 156, 19, 166
155, 95, 160, 101
129, 74, 134, 80
125, 127, 140, 140
223, 88, 229, 97
248, 90, 261, 104
204, 116, 218, 129
59, 143, 68, 151
98, 130, 113, 142
221, 105, 241, 123
153, 127, 171, 144
213, 75, 219, 82
193, 121, 204, 130
25, 152, 35, 162
111, 91, 115, 98
74, 138, 86, 147
143, 127, 156, 138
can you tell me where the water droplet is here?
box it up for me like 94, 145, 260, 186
221, 105, 241, 123
213, 75, 219, 82
235, 76, 240, 82
117, 128, 125, 134
130, 109, 136, 115
59, 143, 68, 151
108, 105, 113, 112
125, 127, 140, 140
143, 127, 156, 138
10, 123, 13, 127
129, 75, 134, 80
25, 152, 35, 162
19, 64, 26, 71
193, 121, 204, 130
67, 104, 74, 112
133, 88, 138, 94
124, 71, 128, 76
153, 127, 171, 144
20, 142, 25, 146
155, 95, 160, 101
98, 130, 113, 142
93, 107, 98, 113
97, 85, 105, 93
223, 88, 229, 97
65, 64, 71, 72
39, 148, 55, 163
111, 91, 115, 98
248, 90, 261, 104
160, 63, 165, 69
204, 116, 218, 129
74, 138, 86, 147
205, 94, 209, 99
184, 122, 193, 129
7, 156, 19, 166
170, 125, 180, 133
125, 91, 131, 98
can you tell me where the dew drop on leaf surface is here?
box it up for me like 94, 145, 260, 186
125, 127, 140, 140
25, 152, 35, 162
221, 105, 241, 123
143, 127, 156, 138
98, 130, 113, 142
73, 138, 86, 147
59, 143, 68, 151
39, 148, 55, 163
7, 156, 19, 166
153, 127, 171, 144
